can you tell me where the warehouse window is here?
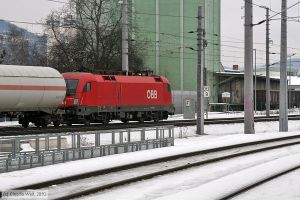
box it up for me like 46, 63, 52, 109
83, 82, 91, 92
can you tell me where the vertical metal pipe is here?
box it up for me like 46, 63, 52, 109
155, 0, 160, 74
35, 138, 40, 154
141, 128, 145, 141
196, 6, 204, 135
279, 0, 288, 132
180, 0, 184, 108
45, 136, 49, 151
244, 0, 255, 134
266, 7, 270, 117
77, 134, 81, 148
127, 130, 131, 143
72, 134, 76, 148
57, 136, 61, 151
112, 131, 115, 144
95, 133, 100, 147
289, 55, 291, 109
119, 131, 123, 144
254, 49, 257, 113
122, 0, 129, 73
131, 0, 135, 41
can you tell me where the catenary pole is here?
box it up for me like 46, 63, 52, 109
196, 6, 204, 135
155, 0, 160, 75
265, 7, 271, 117
279, 0, 288, 132
122, 0, 129, 74
254, 49, 257, 113
244, 0, 255, 134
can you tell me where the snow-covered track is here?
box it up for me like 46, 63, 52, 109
14, 134, 300, 200
1, 115, 300, 136
220, 164, 300, 200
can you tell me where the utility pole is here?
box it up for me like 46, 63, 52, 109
180, 0, 184, 113
254, 49, 257, 113
196, 6, 204, 135
244, 0, 254, 134
265, 7, 271, 117
155, 0, 160, 75
279, 0, 288, 132
121, 0, 129, 74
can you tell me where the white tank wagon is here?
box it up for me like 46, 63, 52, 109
0, 65, 66, 127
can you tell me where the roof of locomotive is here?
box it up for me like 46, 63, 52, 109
63, 72, 170, 84
0, 65, 63, 78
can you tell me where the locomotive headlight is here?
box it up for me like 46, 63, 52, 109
74, 98, 79, 105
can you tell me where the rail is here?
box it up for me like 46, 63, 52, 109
1, 115, 300, 136
14, 134, 300, 199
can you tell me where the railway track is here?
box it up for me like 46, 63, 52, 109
1, 115, 300, 136
221, 164, 300, 200
13, 134, 300, 200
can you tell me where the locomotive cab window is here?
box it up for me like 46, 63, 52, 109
83, 82, 91, 92
166, 84, 171, 92
83, 82, 92, 92
65, 79, 79, 96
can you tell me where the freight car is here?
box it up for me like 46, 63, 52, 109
0, 65, 66, 127
61, 72, 175, 125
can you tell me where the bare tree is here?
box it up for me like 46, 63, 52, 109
2, 25, 47, 66
6, 26, 30, 65
46, 0, 147, 73
0, 50, 5, 64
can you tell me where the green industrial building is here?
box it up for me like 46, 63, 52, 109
131, 0, 221, 113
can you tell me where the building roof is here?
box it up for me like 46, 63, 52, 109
215, 71, 280, 81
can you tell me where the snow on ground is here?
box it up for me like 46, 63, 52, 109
0, 120, 19, 127
82, 149, 300, 200
151, 153, 300, 200
3, 127, 300, 191
20, 143, 35, 152
1, 112, 300, 199
233, 169, 300, 200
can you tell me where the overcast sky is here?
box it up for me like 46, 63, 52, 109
222, 0, 300, 68
0, 0, 300, 68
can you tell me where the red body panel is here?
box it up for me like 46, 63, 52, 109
62, 73, 173, 108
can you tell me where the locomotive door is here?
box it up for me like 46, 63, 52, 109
116, 81, 121, 112
81, 81, 96, 106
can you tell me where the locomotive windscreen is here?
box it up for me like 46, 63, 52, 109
65, 79, 78, 96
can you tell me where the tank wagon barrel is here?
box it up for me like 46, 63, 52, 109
0, 65, 66, 127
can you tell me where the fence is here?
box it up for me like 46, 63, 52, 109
0, 126, 174, 173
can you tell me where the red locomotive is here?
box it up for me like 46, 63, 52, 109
61, 72, 175, 125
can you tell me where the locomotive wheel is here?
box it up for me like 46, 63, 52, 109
84, 119, 91, 126
53, 121, 60, 127
102, 119, 109, 125
22, 121, 29, 128
139, 118, 144, 123
34, 122, 41, 128
67, 122, 72, 126
121, 119, 128, 123
41, 122, 47, 128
